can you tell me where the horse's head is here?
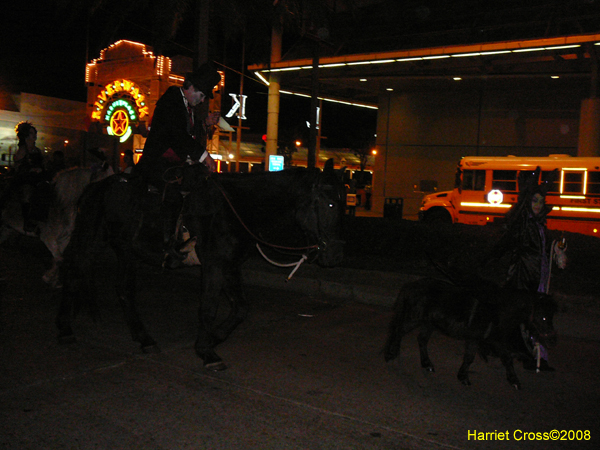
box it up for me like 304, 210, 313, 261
528, 293, 558, 349
298, 159, 345, 267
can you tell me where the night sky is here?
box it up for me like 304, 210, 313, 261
2, 3, 90, 102
1, 2, 376, 149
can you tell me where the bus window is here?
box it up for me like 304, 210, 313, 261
492, 170, 517, 192
541, 170, 560, 193
462, 170, 485, 191
587, 172, 600, 194
563, 171, 584, 194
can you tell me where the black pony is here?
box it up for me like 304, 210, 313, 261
57, 159, 345, 370
384, 276, 557, 389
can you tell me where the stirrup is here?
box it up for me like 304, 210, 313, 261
162, 246, 186, 270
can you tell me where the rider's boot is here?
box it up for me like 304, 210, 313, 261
161, 190, 186, 267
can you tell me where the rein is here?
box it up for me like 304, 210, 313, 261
520, 323, 542, 372
256, 243, 308, 281
209, 176, 320, 279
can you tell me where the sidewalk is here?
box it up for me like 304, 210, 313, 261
242, 255, 600, 342
242, 254, 420, 307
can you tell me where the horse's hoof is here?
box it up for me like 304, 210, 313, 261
422, 365, 435, 372
141, 343, 161, 354
58, 334, 76, 345
512, 383, 522, 390
204, 360, 228, 372
458, 373, 471, 386
200, 350, 228, 371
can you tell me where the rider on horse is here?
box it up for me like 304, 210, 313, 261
0, 121, 48, 233
133, 62, 221, 260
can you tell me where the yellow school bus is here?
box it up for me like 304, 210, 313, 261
419, 155, 600, 237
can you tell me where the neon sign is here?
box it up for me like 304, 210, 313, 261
91, 79, 148, 143
225, 93, 247, 120
91, 79, 149, 121
105, 99, 136, 143
105, 99, 137, 122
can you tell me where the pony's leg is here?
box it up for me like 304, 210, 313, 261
384, 291, 424, 362
113, 246, 158, 352
457, 339, 478, 386
384, 304, 420, 362
417, 326, 435, 372
500, 350, 521, 390
383, 312, 405, 362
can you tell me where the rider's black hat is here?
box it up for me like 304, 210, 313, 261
185, 62, 221, 98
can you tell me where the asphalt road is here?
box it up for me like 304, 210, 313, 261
1, 239, 599, 450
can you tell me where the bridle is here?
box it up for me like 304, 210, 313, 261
210, 176, 320, 252
209, 175, 331, 280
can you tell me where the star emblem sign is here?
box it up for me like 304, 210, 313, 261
110, 109, 129, 136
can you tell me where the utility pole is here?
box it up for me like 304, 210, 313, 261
196, 0, 210, 67
266, 23, 282, 170
235, 40, 245, 170
308, 41, 319, 170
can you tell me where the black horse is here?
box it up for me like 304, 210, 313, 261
384, 277, 557, 389
57, 159, 345, 370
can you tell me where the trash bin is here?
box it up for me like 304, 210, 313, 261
383, 197, 403, 219
346, 193, 357, 216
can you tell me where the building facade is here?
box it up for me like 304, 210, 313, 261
250, 33, 600, 219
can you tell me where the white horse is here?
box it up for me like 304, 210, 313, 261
0, 166, 113, 287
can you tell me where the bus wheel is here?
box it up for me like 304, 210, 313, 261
424, 208, 452, 224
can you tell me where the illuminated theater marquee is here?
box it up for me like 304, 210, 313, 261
91, 79, 149, 143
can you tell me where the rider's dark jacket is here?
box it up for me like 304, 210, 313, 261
491, 188, 554, 293
135, 86, 207, 184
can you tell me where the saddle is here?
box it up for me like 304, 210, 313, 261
121, 171, 202, 269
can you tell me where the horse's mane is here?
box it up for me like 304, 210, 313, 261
213, 168, 320, 202
215, 167, 321, 190
216, 167, 317, 181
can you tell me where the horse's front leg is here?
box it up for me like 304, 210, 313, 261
56, 253, 92, 344
42, 257, 62, 288
417, 326, 435, 372
458, 339, 478, 386
114, 248, 158, 353
56, 284, 76, 344
210, 265, 248, 346
195, 262, 227, 371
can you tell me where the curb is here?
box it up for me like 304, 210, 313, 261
242, 258, 419, 307
243, 266, 420, 307
242, 258, 600, 342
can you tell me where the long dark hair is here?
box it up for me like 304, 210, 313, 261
505, 166, 556, 227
